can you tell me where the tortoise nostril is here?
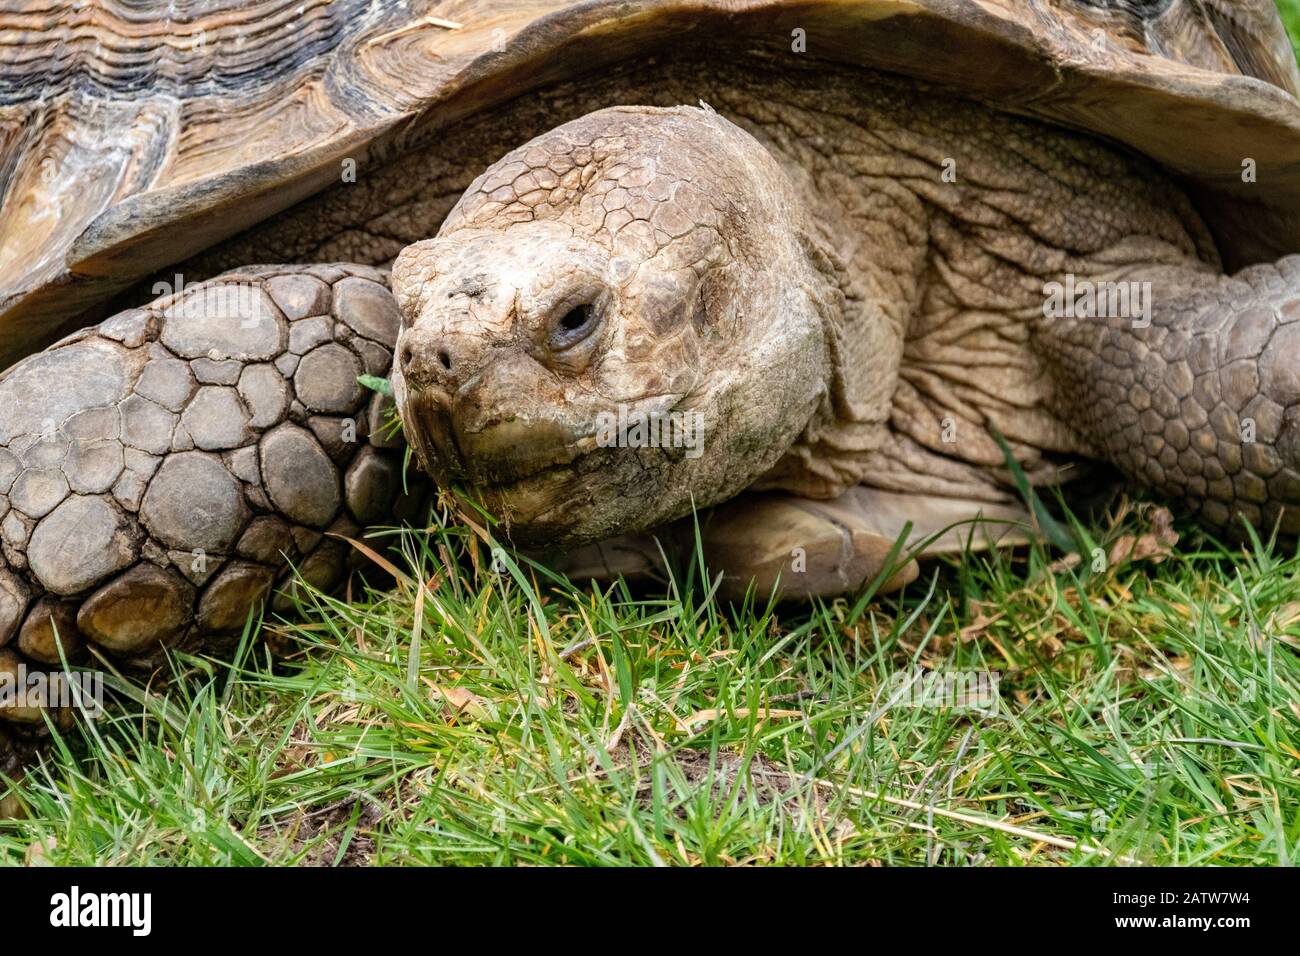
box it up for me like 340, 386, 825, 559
400, 330, 478, 389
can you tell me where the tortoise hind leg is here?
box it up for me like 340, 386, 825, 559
1037, 255, 1300, 537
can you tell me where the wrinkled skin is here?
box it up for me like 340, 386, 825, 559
387, 70, 1300, 555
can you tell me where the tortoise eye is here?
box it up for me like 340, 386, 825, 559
549, 303, 599, 350
560, 305, 591, 331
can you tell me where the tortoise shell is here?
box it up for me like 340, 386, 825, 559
2, 0, 1299, 366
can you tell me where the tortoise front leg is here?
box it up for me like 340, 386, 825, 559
553, 488, 1036, 600
697, 490, 921, 601
1038, 255, 1300, 537
548, 496, 917, 600
698, 487, 1037, 601
0, 265, 417, 754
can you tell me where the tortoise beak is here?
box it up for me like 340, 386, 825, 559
398, 336, 586, 489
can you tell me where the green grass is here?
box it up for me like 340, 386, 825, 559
1281, 0, 1300, 57
1, 493, 1297, 866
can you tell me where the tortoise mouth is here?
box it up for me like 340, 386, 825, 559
448, 452, 622, 549
401, 379, 707, 545
405, 385, 591, 490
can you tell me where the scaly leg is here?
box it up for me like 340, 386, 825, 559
0, 266, 420, 759
1038, 256, 1300, 536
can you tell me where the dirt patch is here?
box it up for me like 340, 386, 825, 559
259, 794, 388, 866
617, 738, 841, 827
663, 747, 798, 806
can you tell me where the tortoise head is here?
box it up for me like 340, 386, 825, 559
391, 106, 840, 545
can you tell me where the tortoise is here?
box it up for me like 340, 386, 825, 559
4, 0, 1300, 765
